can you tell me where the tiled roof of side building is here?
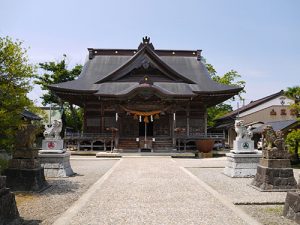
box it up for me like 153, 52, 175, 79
216, 90, 285, 121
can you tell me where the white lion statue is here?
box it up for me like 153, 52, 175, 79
235, 119, 253, 140
44, 119, 62, 139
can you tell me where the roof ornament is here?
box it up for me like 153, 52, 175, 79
143, 36, 150, 44
138, 36, 155, 50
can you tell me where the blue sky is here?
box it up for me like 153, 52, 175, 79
1, 0, 299, 108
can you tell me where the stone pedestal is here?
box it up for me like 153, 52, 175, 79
4, 149, 48, 192
283, 191, 300, 223
0, 176, 20, 225
223, 151, 262, 177
251, 158, 297, 191
42, 139, 64, 152
231, 139, 255, 154
39, 152, 74, 177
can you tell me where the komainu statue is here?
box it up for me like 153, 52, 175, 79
262, 125, 285, 150
15, 124, 38, 150
261, 125, 289, 159
234, 120, 253, 140
44, 119, 62, 139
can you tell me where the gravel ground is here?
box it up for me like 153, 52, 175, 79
239, 205, 297, 225
187, 167, 287, 204
174, 157, 299, 225
15, 158, 118, 225
65, 158, 249, 225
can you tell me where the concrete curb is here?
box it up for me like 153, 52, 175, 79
174, 160, 261, 225
52, 159, 122, 225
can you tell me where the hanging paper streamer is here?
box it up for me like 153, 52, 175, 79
173, 113, 176, 121
150, 115, 153, 122
139, 115, 142, 122
116, 113, 118, 121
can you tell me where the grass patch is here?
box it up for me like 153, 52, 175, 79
264, 205, 283, 214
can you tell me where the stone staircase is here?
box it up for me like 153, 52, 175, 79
153, 138, 174, 152
117, 138, 139, 152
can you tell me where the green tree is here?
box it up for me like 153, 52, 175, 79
285, 86, 300, 117
0, 36, 36, 152
286, 129, 300, 161
204, 62, 245, 127
34, 55, 83, 132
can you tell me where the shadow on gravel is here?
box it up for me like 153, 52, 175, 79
39, 179, 80, 195
21, 219, 42, 225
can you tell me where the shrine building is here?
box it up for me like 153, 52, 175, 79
49, 37, 242, 152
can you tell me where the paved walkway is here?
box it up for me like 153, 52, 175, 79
53, 157, 260, 225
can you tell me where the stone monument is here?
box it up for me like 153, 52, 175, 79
4, 124, 48, 191
39, 119, 74, 177
0, 176, 20, 225
251, 125, 297, 191
283, 191, 300, 223
223, 120, 262, 177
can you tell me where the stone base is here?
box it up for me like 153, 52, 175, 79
39, 149, 65, 154
199, 152, 213, 158
0, 176, 20, 225
283, 191, 300, 223
39, 152, 74, 177
4, 167, 48, 192
96, 152, 122, 158
223, 152, 262, 177
251, 165, 297, 191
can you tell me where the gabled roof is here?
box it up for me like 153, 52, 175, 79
252, 119, 299, 133
49, 37, 242, 103
95, 45, 196, 84
217, 90, 285, 121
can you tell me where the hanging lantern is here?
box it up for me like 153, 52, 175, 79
154, 114, 160, 119
144, 116, 149, 123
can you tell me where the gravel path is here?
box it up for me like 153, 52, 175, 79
55, 157, 256, 225
15, 158, 118, 225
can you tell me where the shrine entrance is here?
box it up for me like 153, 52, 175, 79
139, 119, 153, 137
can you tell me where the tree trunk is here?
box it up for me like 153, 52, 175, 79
69, 104, 80, 131
60, 104, 66, 138
295, 141, 299, 161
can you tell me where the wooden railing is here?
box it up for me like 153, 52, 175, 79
175, 133, 225, 140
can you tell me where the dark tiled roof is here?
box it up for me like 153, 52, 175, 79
22, 109, 41, 120
49, 39, 242, 99
217, 90, 284, 121
252, 119, 298, 133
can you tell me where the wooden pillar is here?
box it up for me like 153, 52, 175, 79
101, 102, 104, 133
186, 104, 190, 137
204, 105, 207, 135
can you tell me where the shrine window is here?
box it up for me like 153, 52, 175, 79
280, 109, 287, 115
270, 109, 276, 116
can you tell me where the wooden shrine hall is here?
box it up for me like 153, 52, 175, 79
49, 37, 242, 152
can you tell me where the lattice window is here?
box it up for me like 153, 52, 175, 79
86, 118, 101, 127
